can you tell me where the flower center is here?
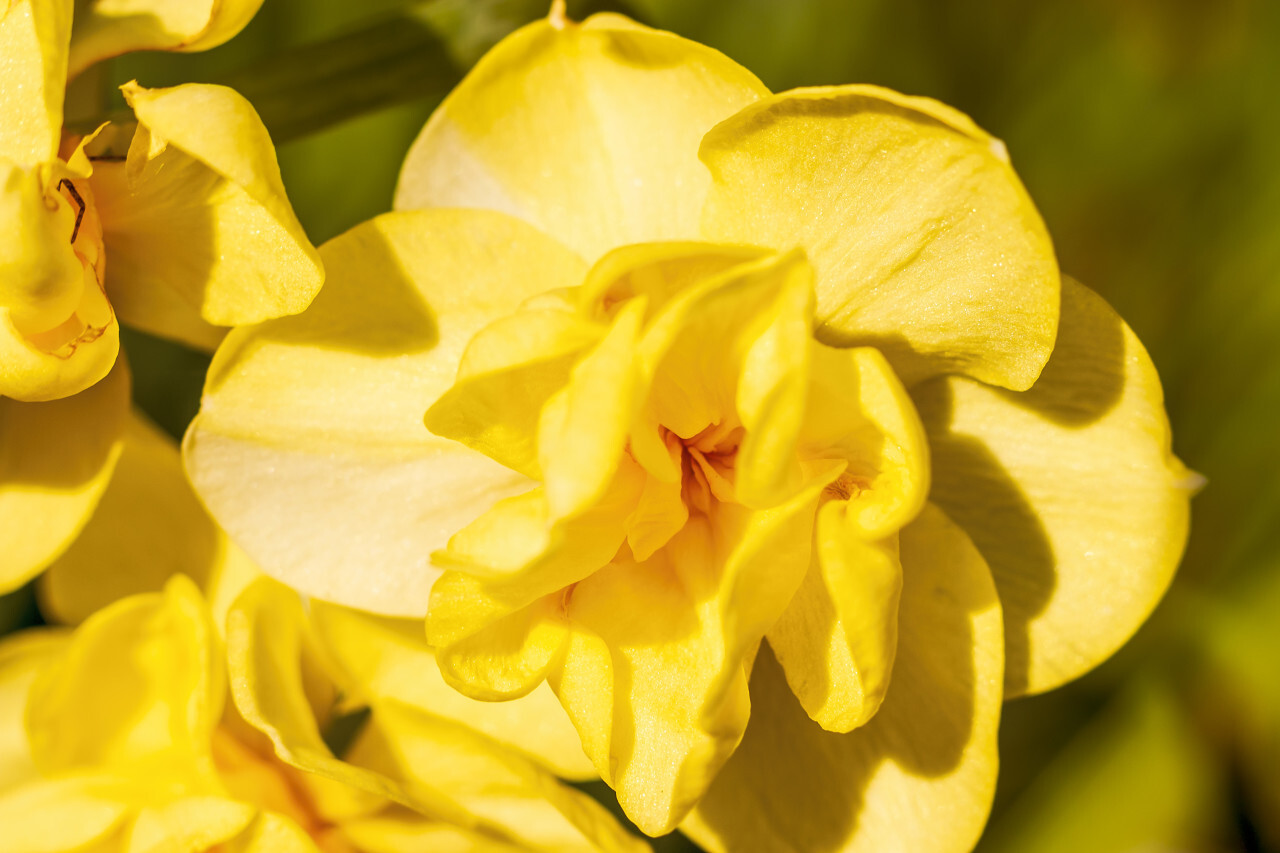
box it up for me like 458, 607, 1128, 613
676, 422, 743, 514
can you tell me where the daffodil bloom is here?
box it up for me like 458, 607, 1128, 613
0, 0, 322, 592
186, 7, 1195, 848
0, 575, 647, 852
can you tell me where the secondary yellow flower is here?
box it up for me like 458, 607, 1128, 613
0, 0, 322, 591
0, 576, 647, 852
185, 7, 1195, 848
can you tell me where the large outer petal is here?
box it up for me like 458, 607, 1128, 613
0, 0, 69, 166
0, 359, 128, 593
89, 82, 322, 350
699, 85, 1059, 391
912, 278, 1193, 696
683, 503, 1003, 853
67, 0, 264, 78
185, 209, 583, 616
394, 13, 768, 263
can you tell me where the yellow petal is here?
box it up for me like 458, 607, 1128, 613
553, 480, 826, 836
538, 300, 646, 519
38, 412, 220, 623
912, 278, 1193, 696
307, 601, 594, 780
185, 210, 580, 616
0, 0, 70, 165
0, 629, 68, 790
0, 778, 130, 853
425, 307, 603, 478
799, 343, 930, 539
219, 810, 323, 853
88, 82, 322, 349
25, 575, 223, 781
68, 0, 264, 78
767, 502, 902, 732
0, 359, 128, 593
229, 578, 643, 853
700, 85, 1060, 391
394, 14, 768, 262
0, 159, 120, 402
357, 700, 648, 853
127, 797, 257, 853
225, 578, 417, 811
434, 592, 568, 702
339, 809, 526, 853
683, 503, 1004, 853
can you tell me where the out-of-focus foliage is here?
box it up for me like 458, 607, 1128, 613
12, 0, 1274, 851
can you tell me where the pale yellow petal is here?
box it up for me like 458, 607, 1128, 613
434, 592, 568, 702
912, 278, 1193, 696
0, 0, 70, 165
68, 0, 264, 78
0, 360, 128, 593
395, 14, 768, 262
700, 85, 1059, 391
88, 82, 322, 349
0, 159, 120, 402
25, 575, 223, 781
185, 210, 580, 616
307, 601, 594, 780
0, 629, 68, 790
684, 503, 1004, 853
767, 502, 902, 732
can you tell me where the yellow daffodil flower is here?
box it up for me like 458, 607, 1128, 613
1, 0, 322, 592
0, 575, 648, 852
185, 6, 1196, 848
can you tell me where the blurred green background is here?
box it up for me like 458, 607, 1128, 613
12, 0, 1279, 850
